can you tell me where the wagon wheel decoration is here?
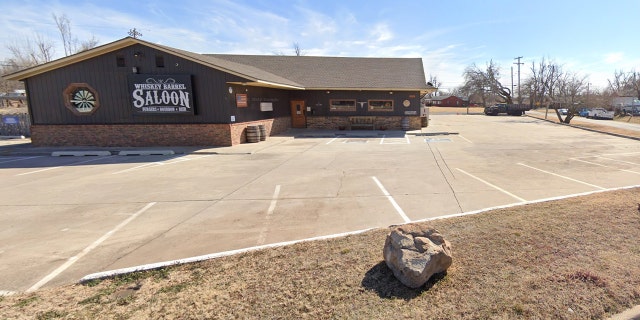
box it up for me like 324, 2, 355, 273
70, 89, 96, 111
63, 83, 100, 116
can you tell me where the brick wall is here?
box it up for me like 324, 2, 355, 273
31, 124, 232, 147
229, 117, 291, 145
30, 117, 293, 147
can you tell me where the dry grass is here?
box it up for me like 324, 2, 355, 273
527, 109, 640, 140
0, 101, 27, 115
1, 189, 639, 319
428, 106, 485, 114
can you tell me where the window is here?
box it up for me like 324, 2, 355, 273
155, 55, 165, 68
368, 100, 394, 111
116, 54, 125, 67
330, 99, 356, 111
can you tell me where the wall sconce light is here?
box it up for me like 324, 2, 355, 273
389, 91, 394, 94
134, 51, 143, 58
132, 67, 138, 74
326, 91, 330, 94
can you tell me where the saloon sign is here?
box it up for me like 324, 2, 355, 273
128, 75, 194, 114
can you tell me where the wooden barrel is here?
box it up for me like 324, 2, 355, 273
246, 125, 261, 143
258, 124, 267, 141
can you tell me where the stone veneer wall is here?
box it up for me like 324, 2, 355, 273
31, 116, 292, 147
306, 116, 421, 130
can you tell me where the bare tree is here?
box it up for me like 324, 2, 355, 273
77, 35, 99, 53
426, 74, 440, 97
461, 60, 512, 107
555, 72, 587, 123
293, 42, 304, 56
626, 70, 640, 99
53, 14, 73, 56
608, 70, 628, 96
527, 57, 564, 119
5, 35, 55, 69
607, 69, 640, 99
54, 13, 99, 56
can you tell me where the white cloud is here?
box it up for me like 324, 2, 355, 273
371, 23, 393, 42
604, 52, 624, 64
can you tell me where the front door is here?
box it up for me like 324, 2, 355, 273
290, 100, 306, 128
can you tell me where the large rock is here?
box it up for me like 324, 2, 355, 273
383, 224, 452, 288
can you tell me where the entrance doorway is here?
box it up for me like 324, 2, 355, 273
290, 100, 306, 128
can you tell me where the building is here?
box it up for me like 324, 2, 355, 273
424, 95, 468, 107
3, 37, 435, 147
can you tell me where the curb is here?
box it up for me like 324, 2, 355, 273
52, 151, 112, 157
608, 305, 640, 320
80, 228, 375, 282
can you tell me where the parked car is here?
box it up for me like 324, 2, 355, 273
558, 108, 568, 115
587, 108, 614, 120
578, 108, 590, 117
621, 106, 640, 116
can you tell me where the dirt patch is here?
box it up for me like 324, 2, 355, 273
1, 188, 639, 319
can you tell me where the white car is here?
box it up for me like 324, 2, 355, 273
587, 108, 614, 120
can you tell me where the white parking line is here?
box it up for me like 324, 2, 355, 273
597, 151, 640, 157
325, 137, 339, 145
257, 185, 281, 245
597, 156, 640, 166
26, 202, 156, 292
371, 176, 411, 223
571, 158, 640, 175
0, 290, 15, 296
112, 155, 212, 174
518, 163, 606, 190
0, 156, 43, 164
458, 135, 473, 143
456, 168, 526, 202
16, 156, 115, 176
380, 134, 410, 144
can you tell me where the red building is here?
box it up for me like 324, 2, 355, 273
424, 95, 468, 107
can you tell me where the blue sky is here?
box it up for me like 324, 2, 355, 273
1, 0, 638, 91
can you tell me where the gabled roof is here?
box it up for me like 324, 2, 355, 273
209, 54, 430, 92
4, 37, 435, 93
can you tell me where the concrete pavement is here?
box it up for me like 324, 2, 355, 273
1, 116, 639, 318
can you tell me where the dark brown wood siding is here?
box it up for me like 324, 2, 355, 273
24, 44, 271, 125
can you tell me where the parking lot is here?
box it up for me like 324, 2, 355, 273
1, 114, 640, 294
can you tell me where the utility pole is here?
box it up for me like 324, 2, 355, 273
514, 56, 524, 104
587, 82, 591, 108
511, 66, 514, 103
